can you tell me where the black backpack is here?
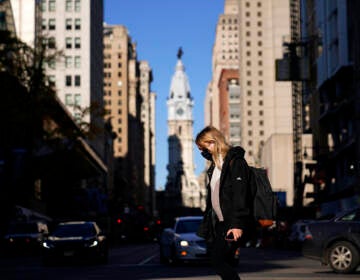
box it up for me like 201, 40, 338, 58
249, 167, 278, 227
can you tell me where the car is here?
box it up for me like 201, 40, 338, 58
41, 221, 109, 265
159, 216, 240, 265
2, 221, 49, 255
302, 207, 360, 274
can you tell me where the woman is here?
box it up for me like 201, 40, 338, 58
195, 126, 254, 280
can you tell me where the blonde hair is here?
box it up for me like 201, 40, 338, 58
195, 126, 230, 168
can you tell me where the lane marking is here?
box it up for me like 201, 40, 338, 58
137, 253, 158, 265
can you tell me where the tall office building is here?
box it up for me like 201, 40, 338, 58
103, 24, 156, 213
205, 0, 240, 129
166, 50, 200, 208
35, 0, 104, 155
206, 0, 294, 206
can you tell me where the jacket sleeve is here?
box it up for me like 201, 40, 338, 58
228, 157, 252, 229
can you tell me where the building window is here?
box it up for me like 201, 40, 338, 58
48, 0, 56, 12
41, 0, 46, 12
66, 75, 72, 86
74, 37, 81, 48
48, 19, 56, 30
65, 37, 72, 49
74, 56, 81, 68
42, 19, 46, 30
48, 58, 56, 69
65, 94, 73, 106
65, 56, 72, 68
75, 75, 81, 86
74, 94, 81, 106
75, 0, 81, 12
66, 0, 72, 11
66, 19, 72, 30
48, 37, 56, 49
118, 90, 122, 96
48, 75, 56, 87
75, 18, 81, 30
74, 113, 81, 123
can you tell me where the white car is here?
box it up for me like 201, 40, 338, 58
159, 216, 240, 265
159, 216, 209, 264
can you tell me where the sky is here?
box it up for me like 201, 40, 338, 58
104, 0, 224, 190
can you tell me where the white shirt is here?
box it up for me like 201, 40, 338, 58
210, 165, 224, 221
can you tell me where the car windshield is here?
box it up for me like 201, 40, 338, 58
176, 219, 201, 234
7, 223, 38, 234
52, 223, 96, 237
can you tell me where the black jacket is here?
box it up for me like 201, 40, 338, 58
197, 146, 254, 242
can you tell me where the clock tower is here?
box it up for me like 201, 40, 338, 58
165, 48, 200, 208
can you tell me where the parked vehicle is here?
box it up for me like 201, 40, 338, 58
302, 207, 360, 274
2, 221, 49, 255
41, 221, 109, 265
159, 216, 240, 265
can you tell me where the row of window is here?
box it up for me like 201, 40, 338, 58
65, 56, 81, 68
42, 18, 81, 31
65, 93, 81, 106
66, 37, 81, 49
104, 100, 122, 106
48, 75, 81, 87
104, 72, 122, 78
66, 75, 81, 87
104, 62, 122, 68
104, 53, 122, 59
41, 0, 81, 13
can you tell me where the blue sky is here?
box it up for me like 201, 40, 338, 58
104, 0, 224, 190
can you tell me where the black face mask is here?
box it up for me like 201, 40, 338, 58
201, 149, 213, 161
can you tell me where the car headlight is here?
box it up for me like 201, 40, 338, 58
88, 240, 98, 247
42, 241, 53, 249
180, 240, 189, 247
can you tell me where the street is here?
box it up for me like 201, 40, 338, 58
1, 242, 359, 280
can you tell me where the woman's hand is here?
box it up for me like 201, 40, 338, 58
226, 228, 243, 241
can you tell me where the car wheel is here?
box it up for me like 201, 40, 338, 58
328, 241, 360, 274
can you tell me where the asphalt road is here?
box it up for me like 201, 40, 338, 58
1, 242, 359, 279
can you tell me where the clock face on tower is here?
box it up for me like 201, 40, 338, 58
176, 107, 184, 116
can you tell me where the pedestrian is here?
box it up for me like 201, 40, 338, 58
195, 126, 255, 280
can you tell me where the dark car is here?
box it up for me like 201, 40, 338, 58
302, 207, 360, 274
159, 216, 240, 265
3, 221, 49, 255
41, 221, 109, 265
